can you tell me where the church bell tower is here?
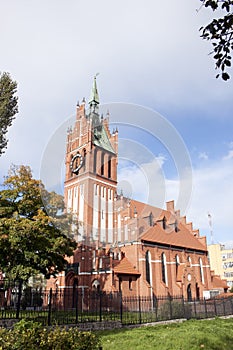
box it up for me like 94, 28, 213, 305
64, 77, 118, 246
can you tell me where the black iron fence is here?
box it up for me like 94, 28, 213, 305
0, 283, 233, 326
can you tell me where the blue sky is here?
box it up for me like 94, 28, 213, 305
1, 0, 233, 244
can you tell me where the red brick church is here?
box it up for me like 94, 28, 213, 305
48, 77, 227, 300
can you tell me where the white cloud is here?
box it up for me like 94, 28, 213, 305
118, 157, 166, 208
223, 150, 233, 160
118, 152, 233, 243
198, 152, 208, 160
174, 154, 233, 243
1, 0, 233, 244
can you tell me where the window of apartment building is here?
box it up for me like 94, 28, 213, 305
224, 272, 233, 278
223, 261, 233, 269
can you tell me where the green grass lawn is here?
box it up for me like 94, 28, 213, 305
99, 317, 233, 350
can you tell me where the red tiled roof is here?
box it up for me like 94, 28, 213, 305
214, 292, 233, 299
130, 199, 167, 219
141, 222, 207, 251
211, 275, 229, 289
113, 257, 141, 275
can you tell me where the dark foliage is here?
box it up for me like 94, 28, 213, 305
200, 0, 233, 80
0, 72, 18, 154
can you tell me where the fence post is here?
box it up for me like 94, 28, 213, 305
75, 287, 79, 324
181, 295, 185, 318
193, 298, 196, 319
153, 295, 158, 321
138, 296, 142, 324
99, 292, 102, 322
230, 296, 233, 315
223, 298, 226, 316
16, 280, 23, 319
169, 295, 172, 320
48, 288, 52, 326
204, 298, 208, 318
120, 292, 123, 324
213, 297, 217, 316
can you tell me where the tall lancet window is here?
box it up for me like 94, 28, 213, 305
161, 253, 167, 285
93, 149, 97, 174
175, 254, 180, 279
82, 148, 86, 172
108, 156, 111, 178
199, 258, 204, 283
145, 250, 151, 285
101, 152, 105, 176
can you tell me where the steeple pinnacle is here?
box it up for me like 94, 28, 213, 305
89, 74, 99, 106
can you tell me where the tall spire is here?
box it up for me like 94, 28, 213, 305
89, 74, 99, 106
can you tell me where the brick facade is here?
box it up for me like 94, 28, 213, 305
47, 78, 228, 299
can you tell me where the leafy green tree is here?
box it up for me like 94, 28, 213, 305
199, 0, 233, 80
0, 165, 77, 283
41, 189, 79, 240
0, 72, 18, 154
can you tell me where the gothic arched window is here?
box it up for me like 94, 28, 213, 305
82, 148, 86, 171
161, 253, 167, 285
145, 250, 151, 285
101, 152, 105, 176
199, 258, 204, 283
108, 156, 111, 178
187, 256, 192, 267
93, 149, 97, 174
129, 278, 132, 291
175, 254, 180, 279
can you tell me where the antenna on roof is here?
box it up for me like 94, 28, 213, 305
208, 212, 214, 244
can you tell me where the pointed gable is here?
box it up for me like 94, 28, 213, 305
114, 256, 141, 275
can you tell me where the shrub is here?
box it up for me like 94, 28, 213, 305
0, 320, 101, 350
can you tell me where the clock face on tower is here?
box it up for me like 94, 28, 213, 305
70, 153, 83, 175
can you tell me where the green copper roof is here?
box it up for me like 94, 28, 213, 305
89, 75, 115, 154
93, 125, 115, 154
89, 75, 99, 105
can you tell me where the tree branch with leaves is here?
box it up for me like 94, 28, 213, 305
0, 165, 77, 283
199, 0, 233, 80
0, 72, 18, 154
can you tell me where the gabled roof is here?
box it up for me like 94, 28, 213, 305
93, 124, 116, 154
211, 273, 229, 290
114, 256, 141, 275
129, 199, 167, 219
141, 223, 207, 252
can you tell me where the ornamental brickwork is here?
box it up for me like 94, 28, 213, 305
47, 78, 228, 300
